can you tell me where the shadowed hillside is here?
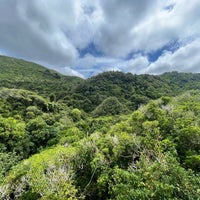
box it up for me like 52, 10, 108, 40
1, 55, 200, 114
0, 55, 83, 99
64, 71, 200, 113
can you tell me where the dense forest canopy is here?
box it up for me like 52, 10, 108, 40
0, 56, 199, 199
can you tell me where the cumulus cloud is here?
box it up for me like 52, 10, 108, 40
78, 38, 200, 77
75, 53, 149, 77
96, 0, 158, 57
62, 66, 85, 78
0, 0, 78, 67
129, 0, 200, 53
145, 38, 200, 74
0, 0, 200, 77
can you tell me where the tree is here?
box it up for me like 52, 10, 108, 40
92, 97, 126, 117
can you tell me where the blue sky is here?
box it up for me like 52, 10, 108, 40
0, 0, 200, 78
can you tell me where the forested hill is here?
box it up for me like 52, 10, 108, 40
1, 55, 200, 115
65, 71, 200, 113
0, 55, 83, 98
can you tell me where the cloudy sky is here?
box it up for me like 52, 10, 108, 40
0, 0, 200, 78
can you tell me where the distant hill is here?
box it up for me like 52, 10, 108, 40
160, 71, 200, 91
64, 71, 200, 112
0, 55, 83, 99
1, 55, 200, 113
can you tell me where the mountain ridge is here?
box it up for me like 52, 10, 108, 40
1, 55, 200, 114
0, 55, 83, 98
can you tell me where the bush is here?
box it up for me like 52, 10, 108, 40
92, 97, 126, 117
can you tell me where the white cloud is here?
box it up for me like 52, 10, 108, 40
92, 0, 200, 57
95, 0, 158, 57
60, 66, 85, 78
74, 53, 149, 77
76, 54, 97, 69
145, 38, 200, 74
123, 55, 149, 74
0, 0, 200, 77
77, 37, 200, 77
0, 0, 78, 67
74, 54, 122, 77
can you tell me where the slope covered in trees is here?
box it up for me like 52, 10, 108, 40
0, 55, 83, 99
1, 55, 200, 114
0, 90, 199, 199
0, 56, 199, 199
64, 71, 200, 113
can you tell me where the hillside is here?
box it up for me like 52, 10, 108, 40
64, 71, 200, 113
1, 55, 200, 115
0, 88, 199, 199
0, 55, 83, 99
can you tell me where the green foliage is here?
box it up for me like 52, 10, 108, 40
0, 116, 26, 154
2, 55, 200, 115
0, 150, 19, 184
184, 155, 200, 172
0, 88, 80, 160
92, 96, 126, 117
0, 56, 200, 199
64, 71, 200, 113
108, 155, 200, 200
1, 146, 80, 200
0, 88, 48, 117
0, 55, 83, 100
70, 108, 82, 122
66, 71, 173, 112
1, 90, 200, 199
161, 96, 171, 105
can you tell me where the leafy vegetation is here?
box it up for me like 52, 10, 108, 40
64, 71, 200, 113
0, 56, 199, 199
92, 96, 127, 117
0, 55, 83, 99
